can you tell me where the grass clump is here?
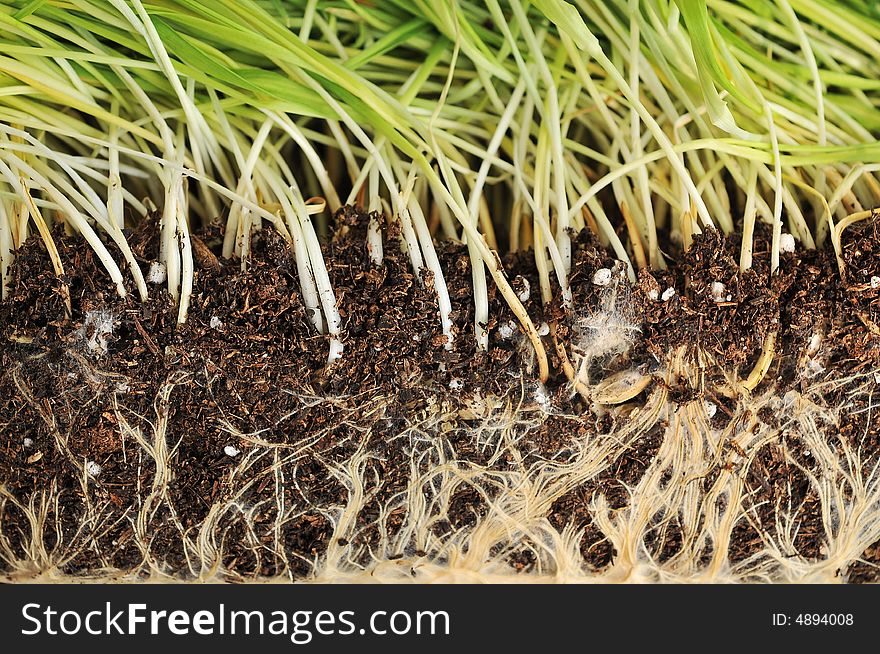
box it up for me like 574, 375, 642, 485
1, 0, 880, 363
2, 1, 880, 584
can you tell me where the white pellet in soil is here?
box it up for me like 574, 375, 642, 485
224, 445, 241, 457
710, 281, 727, 303
661, 287, 676, 302
516, 277, 531, 302
779, 233, 796, 253
147, 261, 167, 284
705, 401, 717, 419
498, 320, 517, 339
592, 268, 613, 286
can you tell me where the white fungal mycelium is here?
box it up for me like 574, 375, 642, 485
571, 278, 641, 391
77, 310, 116, 355
449, 377, 464, 391
85, 460, 102, 478
209, 316, 224, 330
534, 382, 552, 410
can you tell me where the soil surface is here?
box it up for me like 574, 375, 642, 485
1, 207, 878, 582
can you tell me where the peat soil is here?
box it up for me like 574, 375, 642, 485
0, 207, 878, 581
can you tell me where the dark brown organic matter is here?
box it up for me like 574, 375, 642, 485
1, 207, 878, 582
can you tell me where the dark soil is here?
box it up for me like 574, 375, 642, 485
1, 206, 878, 581
635, 229, 780, 367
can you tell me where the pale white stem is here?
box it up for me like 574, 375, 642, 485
395, 165, 425, 276
766, 103, 784, 273
366, 214, 384, 266
35, 160, 148, 300
366, 165, 383, 265
0, 155, 127, 297
345, 150, 377, 208
0, 199, 11, 300
510, 116, 573, 299
563, 35, 714, 229
434, 195, 458, 240
288, 184, 343, 364
263, 110, 342, 212
176, 179, 193, 324
367, 156, 381, 214
0, 140, 32, 248
466, 78, 526, 223
206, 89, 250, 260
14, 199, 28, 247
161, 169, 183, 300
533, 221, 553, 306
255, 160, 324, 333
2, 126, 148, 298
427, 140, 492, 349
404, 178, 454, 347
326, 120, 360, 185
739, 161, 759, 271
237, 120, 274, 268
107, 103, 125, 231
629, 0, 658, 267
120, 0, 223, 217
